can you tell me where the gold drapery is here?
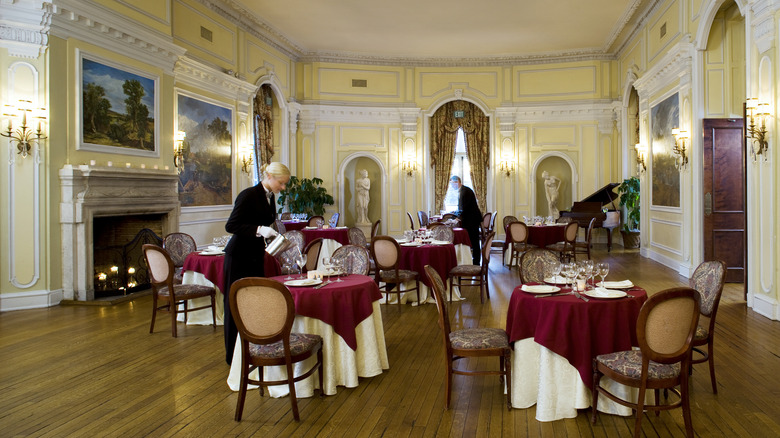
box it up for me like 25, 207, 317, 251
429, 100, 490, 210
253, 85, 274, 171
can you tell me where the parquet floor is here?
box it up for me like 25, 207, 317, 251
1, 246, 779, 437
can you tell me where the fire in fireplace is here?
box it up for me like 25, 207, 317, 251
93, 215, 163, 297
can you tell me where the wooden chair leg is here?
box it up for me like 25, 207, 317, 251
286, 361, 300, 421
708, 341, 718, 394
171, 301, 178, 338
234, 361, 248, 421
149, 296, 158, 334
505, 351, 512, 410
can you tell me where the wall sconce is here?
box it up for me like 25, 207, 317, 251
746, 98, 770, 161
635, 143, 647, 174
239, 145, 254, 175
173, 130, 186, 174
401, 157, 417, 176
1, 99, 47, 158
498, 158, 515, 177
671, 128, 689, 171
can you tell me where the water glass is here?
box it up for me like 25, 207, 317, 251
597, 262, 609, 287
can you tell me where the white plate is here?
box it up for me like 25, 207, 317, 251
431, 240, 451, 245
521, 284, 561, 294
544, 276, 569, 285
583, 288, 627, 299
601, 280, 634, 289
284, 278, 323, 287
199, 250, 225, 256
400, 242, 421, 247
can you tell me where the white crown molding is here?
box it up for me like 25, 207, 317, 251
49, 0, 186, 72
751, 0, 776, 54
632, 41, 694, 100
173, 56, 258, 108
299, 104, 418, 125
0, 0, 51, 58
498, 101, 618, 125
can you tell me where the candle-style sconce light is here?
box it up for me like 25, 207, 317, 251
671, 128, 689, 171
635, 143, 647, 174
174, 130, 186, 174
401, 157, 417, 176
1, 99, 47, 158
745, 98, 771, 161
239, 145, 254, 175
498, 158, 516, 177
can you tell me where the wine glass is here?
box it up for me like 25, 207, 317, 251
564, 262, 577, 289
284, 255, 294, 280
296, 254, 307, 279
321, 256, 332, 281
583, 260, 595, 288
332, 257, 344, 282
549, 260, 562, 283
597, 262, 609, 288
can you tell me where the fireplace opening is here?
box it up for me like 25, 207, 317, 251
93, 215, 164, 298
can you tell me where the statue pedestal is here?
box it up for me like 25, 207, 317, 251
356, 222, 372, 239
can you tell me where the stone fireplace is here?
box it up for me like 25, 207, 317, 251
60, 165, 180, 301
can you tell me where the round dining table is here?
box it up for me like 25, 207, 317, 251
383, 241, 465, 304
505, 283, 648, 421
227, 274, 389, 397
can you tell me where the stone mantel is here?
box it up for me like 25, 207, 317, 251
60, 165, 181, 300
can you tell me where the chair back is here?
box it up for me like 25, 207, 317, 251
585, 217, 596, 242
519, 249, 559, 284
490, 211, 497, 230
417, 211, 429, 228
481, 232, 495, 270
277, 230, 305, 263
229, 278, 294, 346
431, 225, 454, 243
328, 213, 340, 227
563, 222, 579, 243
370, 219, 381, 239
273, 219, 287, 234
638, 287, 700, 364
280, 212, 292, 220
331, 244, 371, 275
689, 260, 726, 317
423, 265, 452, 348
406, 212, 415, 230
507, 221, 529, 244
162, 233, 196, 268
503, 215, 518, 230
303, 238, 323, 271
143, 244, 174, 288
370, 236, 401, 275
348, 227, 368, 247
442, 213, 458, 220
308, 215, 325, 227
481, 212, 492, 231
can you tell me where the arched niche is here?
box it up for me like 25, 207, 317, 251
340, 155, 383, 228
534, 155, 575, 217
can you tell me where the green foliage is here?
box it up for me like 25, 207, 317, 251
618, 176, 640, 231
123, 79, 149, 148
277, 176, 334, 217
83, 83, 111, 133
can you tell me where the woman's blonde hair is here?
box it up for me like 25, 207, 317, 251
261, 162, 291, 180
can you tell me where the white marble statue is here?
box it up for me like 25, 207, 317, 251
542, 171, 562, 219
356, 169, 371, 224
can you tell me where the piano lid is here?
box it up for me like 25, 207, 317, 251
580, 183, 620, 208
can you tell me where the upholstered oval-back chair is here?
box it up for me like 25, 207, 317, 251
162, 232, 197, 284
331, 244, 371, 275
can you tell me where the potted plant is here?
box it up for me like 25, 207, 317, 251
617, 176, 640, 248
276, 176, 335, 217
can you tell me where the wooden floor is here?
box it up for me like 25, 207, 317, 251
2, 246, 780, 437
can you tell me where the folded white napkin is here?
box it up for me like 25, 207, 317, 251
602, 280, 633, 288
207, 245, 221, 251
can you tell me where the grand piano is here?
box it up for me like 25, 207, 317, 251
559, 183, 621, 251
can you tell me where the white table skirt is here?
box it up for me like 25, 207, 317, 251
511, 338, 653, 422
381, 243, 473, 305
227, 301, 388, 397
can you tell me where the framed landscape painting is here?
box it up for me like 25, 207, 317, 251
176, 92, 233, 207
78, 52, 159, 156
650, 92, 681, 208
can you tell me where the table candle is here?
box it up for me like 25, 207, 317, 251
153, 165, 159, 170
140, 164, 146, 169
126, 163, 131, 168
107, 161, 113, 167
164, 165, 169, 170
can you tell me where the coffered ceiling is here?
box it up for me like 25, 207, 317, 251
221, 0, 655, 63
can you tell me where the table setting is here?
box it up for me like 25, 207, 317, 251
506, 260, 650, 421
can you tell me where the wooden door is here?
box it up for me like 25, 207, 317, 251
702, 118, 745, 283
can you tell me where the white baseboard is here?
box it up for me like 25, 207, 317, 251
0, 289, 64, 311
749, 293, 779, 321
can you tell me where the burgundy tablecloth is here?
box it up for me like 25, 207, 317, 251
452, 228, 471, 247
526, 224, 566, 247
398, 243, 458, 288
282, 220, 308, 231
301, 227, 350, 245
182, 252, 282, 290
505, 285, 648, 389
271, 274, 382, 350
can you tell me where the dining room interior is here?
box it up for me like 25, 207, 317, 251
2, 0, 780, 436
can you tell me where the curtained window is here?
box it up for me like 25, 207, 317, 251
253, 84, 274, 175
